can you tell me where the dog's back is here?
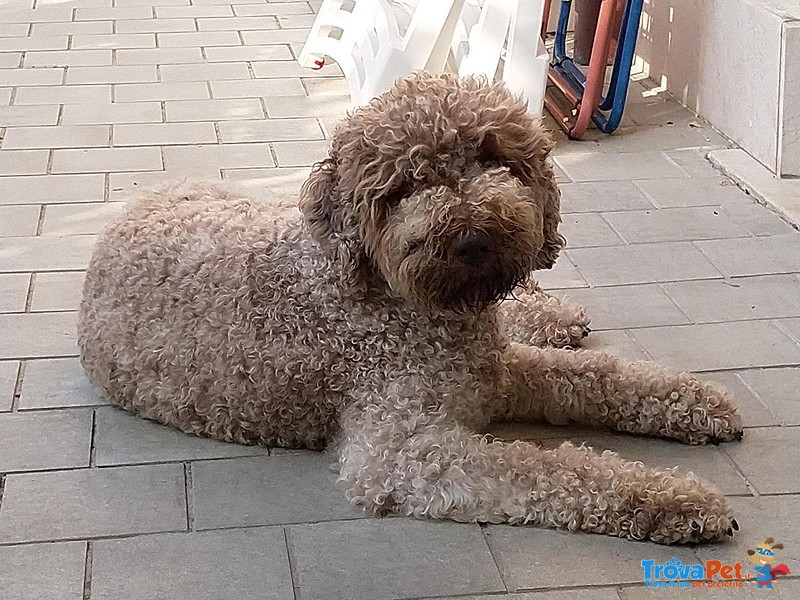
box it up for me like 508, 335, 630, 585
78, 181, 343, 448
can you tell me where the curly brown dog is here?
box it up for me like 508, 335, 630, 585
79, 73, 743, 545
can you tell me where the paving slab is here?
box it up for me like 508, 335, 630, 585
0, 541, 87, 600
603, 206, 749, 243
289, 518, 505, 600
0, 174, 106, 205
40, 202, 124, 236
0, 311, 78, 358
90, 528, 293, 600
0, 409, 92, 472
734, 367, 800, 426
702, 371, 781, 428
0, 235, 95, 272
723, 426, 800, 494
661, 275, 800, 323
555, 151, 686, 182
560, 213, 625, 247
18, 357, 106, 410
630, 321, 800, 371
0, 360, 19, 411
557, 284, 690, 330
0, 463, 187, 543
486, 526, 697, 589
94, 406, 270, 466
695, 234, 800, 277
0, 273, 30, 313
191, 452, 362, 529
567, 242, 722, 286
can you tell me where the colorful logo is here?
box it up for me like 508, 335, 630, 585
747, 537, 791, 589
640, 536, 792, 591
641, 558, 747, 589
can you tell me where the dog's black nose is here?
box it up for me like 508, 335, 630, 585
452, 232, 492, 266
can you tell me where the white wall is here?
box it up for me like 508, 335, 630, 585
634, 0, 799, 176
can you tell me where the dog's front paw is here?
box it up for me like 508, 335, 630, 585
622, 472, 738, 545
663, 379, 744, 446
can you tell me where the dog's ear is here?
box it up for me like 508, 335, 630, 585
299, 156, 369, 289
483, 122, 564, 270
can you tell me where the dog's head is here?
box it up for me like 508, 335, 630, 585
300, 73, 564, 313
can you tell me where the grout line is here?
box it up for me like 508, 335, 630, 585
89, 408, 98, 467
81, 541, 94, 600
10, 360, 26, 412
35, 204, 46, 236
23, 272, 36, 312
183, 462, 195, 531
480, 524, 512, 593
0, 475, 4, 513
282, 527, 300, 600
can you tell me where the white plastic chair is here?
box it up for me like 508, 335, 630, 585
298, 0, 467, 107
299, 0, 548, 113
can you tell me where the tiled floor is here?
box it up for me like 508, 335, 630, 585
1, 1, 799, 599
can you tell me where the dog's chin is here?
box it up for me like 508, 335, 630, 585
424, 269, 524, 315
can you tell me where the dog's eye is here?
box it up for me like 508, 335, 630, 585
385, 184, 411, 208
476, 142, 500, 167
405, 239, 423, 255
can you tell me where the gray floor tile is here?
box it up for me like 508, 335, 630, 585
0, 311, 78, 359
0, 464, 187, 543
559, 181, 655, 213
695, 234, 800, 277
719, 199, 798, 237
580, 330, 652, 362
0, 409, 92, 472
735, 367, 800, 426
18, 357, 106, 409
624, 582, 786, 599
91, 528, 293, 600
0, 273, 30, 313
289, 519, 504, 600
30, 271, 86, 312
630, 321, 800, 371
724, 427, 800, 494
594, 123, 727, 154
779, 317, 800, 341
0, 541, 87, 600
693, 495, 800, 569
486, 526, 696, 589
419, 591, 621, 600
579, 434, 750, 495
666, 148, 723, 177
560, 213, 625, 247
0, 360, 18, 411
702, 372, 780, 428
0, 205, 40, 237
662, 275, 800, 323
94, 406, 269, 466
634, 177, 745, 208
567, 242, 722, 286
41, 202, 124, 236
555, 151, 686, 182
557, 284, 690, 330
535, 254, 588, 290
603, 207, 749, 243
192, 452, 362, 529
0, 234, 96, 272
222, 167, 308, 199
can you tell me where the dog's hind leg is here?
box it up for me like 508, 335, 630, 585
499, 280, 590, 348
335, 390, 737, 544
500, 343, 743, 445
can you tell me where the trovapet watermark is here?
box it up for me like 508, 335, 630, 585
641, 536, 791, 591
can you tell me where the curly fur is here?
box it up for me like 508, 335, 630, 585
79, 73, 742, 545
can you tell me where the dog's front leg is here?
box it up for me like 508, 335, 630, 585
499, 281, 590, 348
501, 343, 743, 445
335, 388, 736, 544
